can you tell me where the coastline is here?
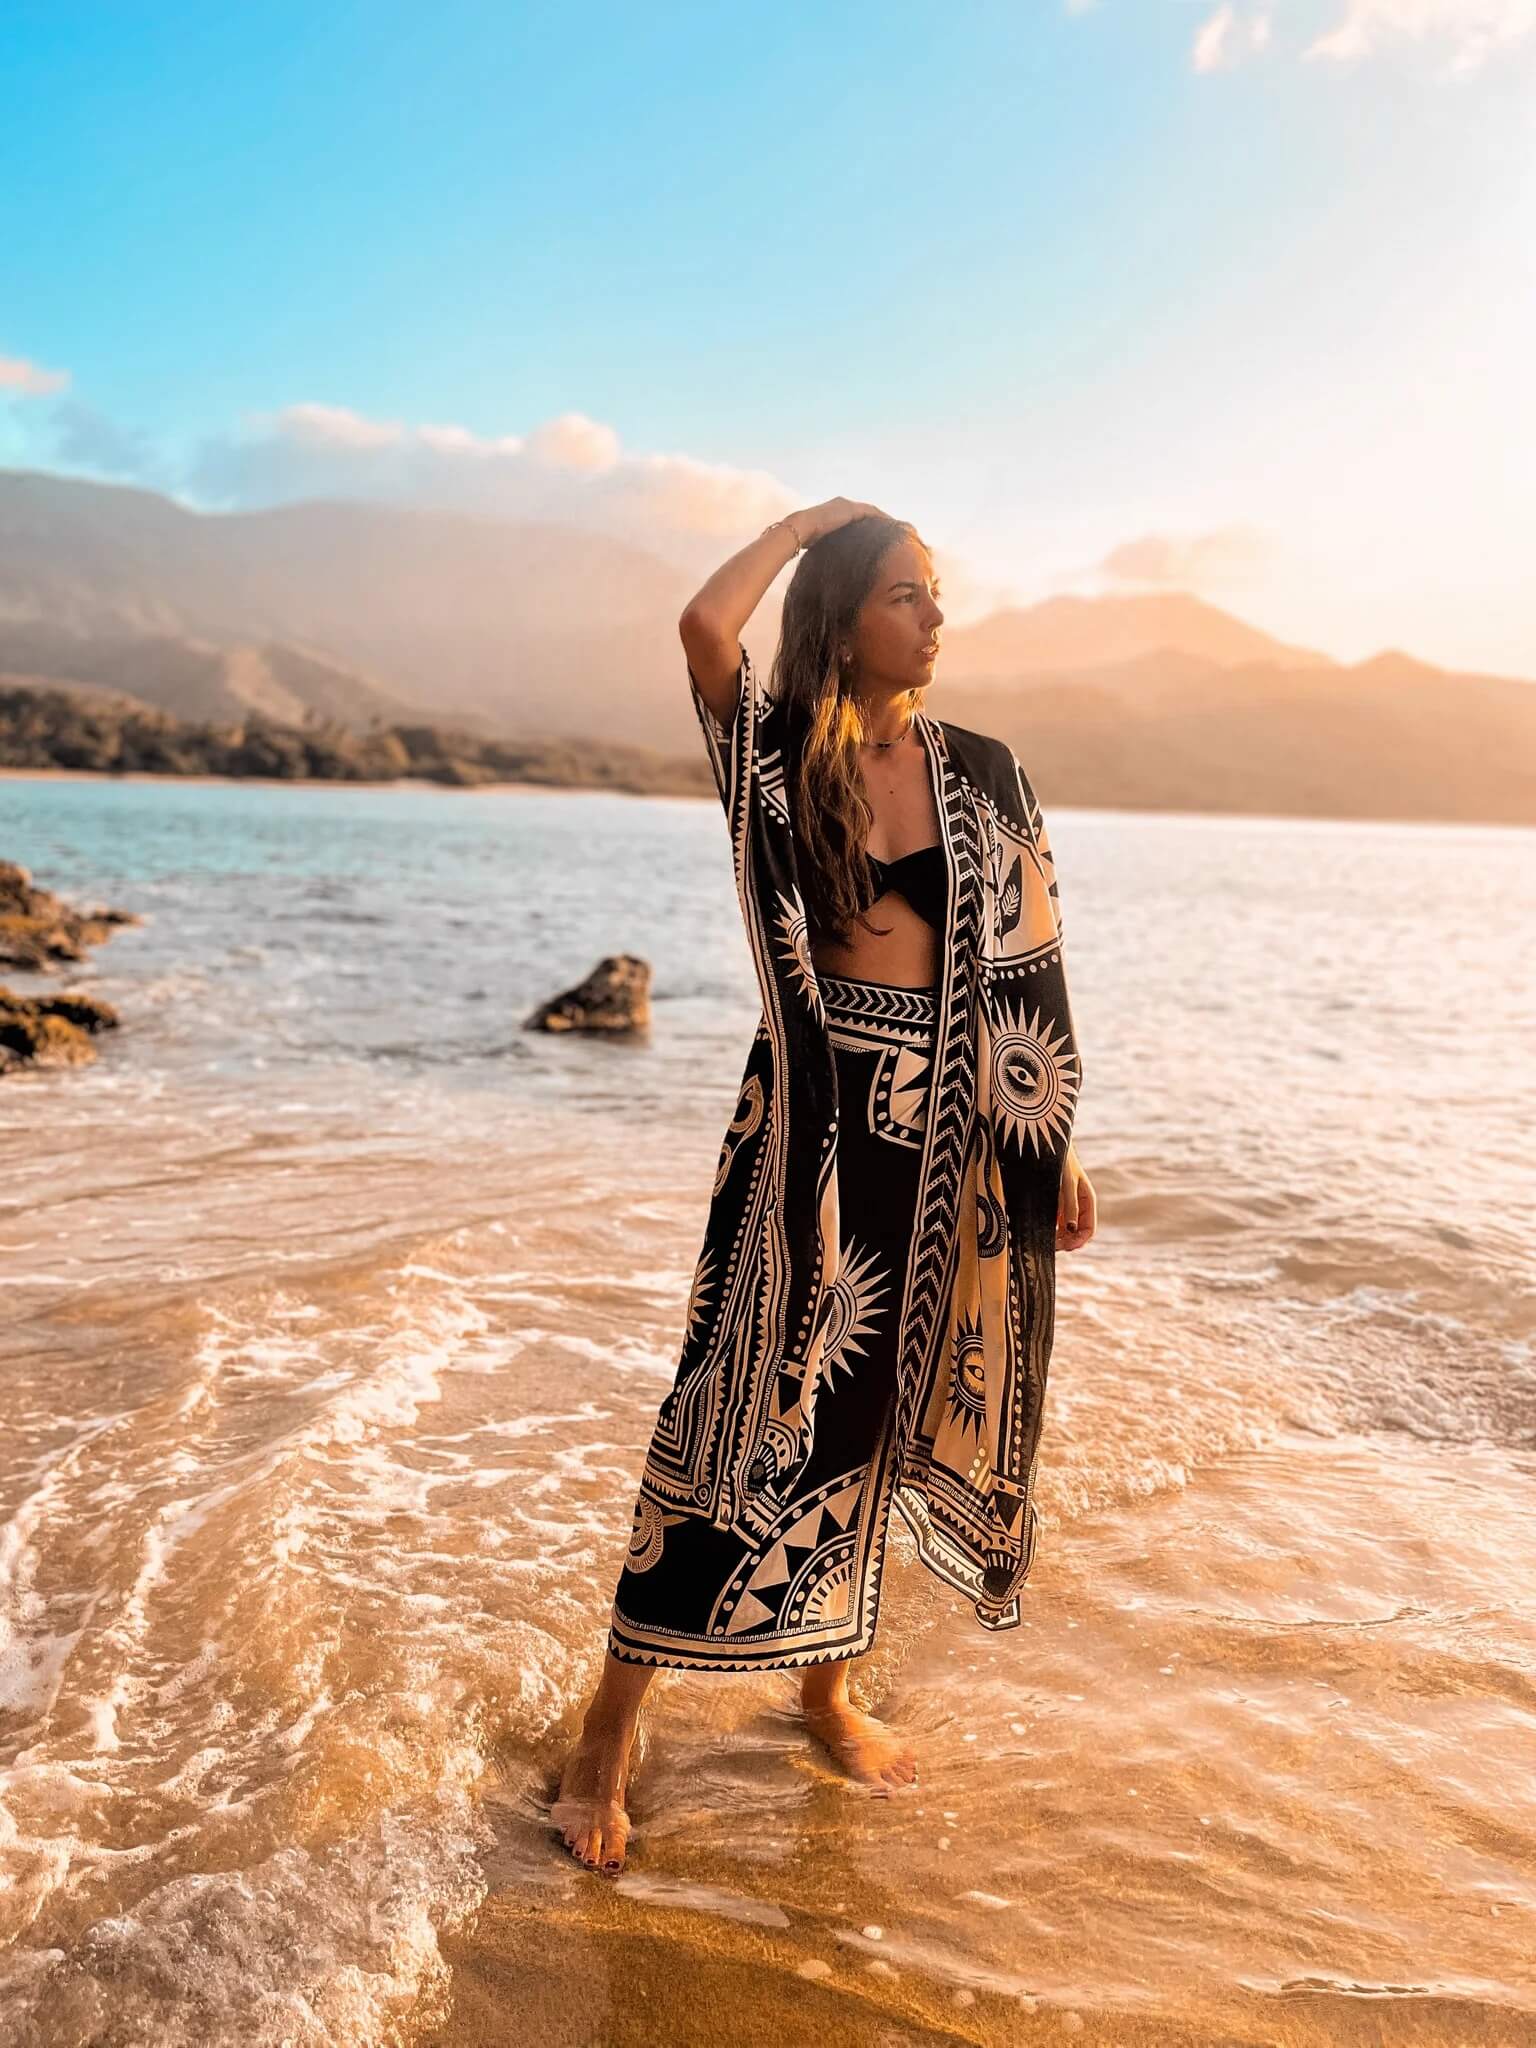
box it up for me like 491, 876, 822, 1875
0, 765, 713, 800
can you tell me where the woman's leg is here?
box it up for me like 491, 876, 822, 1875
552, 1648, 657, 1874
792, 985, 929, 1794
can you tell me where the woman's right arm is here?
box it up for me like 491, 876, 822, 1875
679, 498, 888, 728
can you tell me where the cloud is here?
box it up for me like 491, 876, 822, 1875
20, 386, 990, 604
1194, 5, 1234, 68
1303, 0, 1536, 69
1094, 525, 1276, 590
525, 414, 623, 471
178, 399, 801, 571
221, 400, 628, 473
1090, 0, 1536, 72
1189, 5, 1280, 69
0, 353, 71, 397
16, 382, 801, 571
274, 401, 408, 451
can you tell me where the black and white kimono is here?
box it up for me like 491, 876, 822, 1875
608, 644, 1083, 1668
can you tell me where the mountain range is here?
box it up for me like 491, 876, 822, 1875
2, 468, 1532, 824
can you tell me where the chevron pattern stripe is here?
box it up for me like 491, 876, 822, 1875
892, 756, 986, 1454
818, 975, 939, 1026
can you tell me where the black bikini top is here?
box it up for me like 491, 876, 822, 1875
862, 844, 947, 933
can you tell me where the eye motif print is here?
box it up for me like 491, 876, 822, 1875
943, 1309, 989, 1446
989, 1000, 1080, 1158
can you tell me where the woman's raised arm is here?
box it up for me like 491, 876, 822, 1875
679, 498, 888, 727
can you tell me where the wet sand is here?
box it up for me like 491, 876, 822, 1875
424, 1437, 1536, 2048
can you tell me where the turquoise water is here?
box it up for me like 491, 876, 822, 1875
2, 773, 754, 1102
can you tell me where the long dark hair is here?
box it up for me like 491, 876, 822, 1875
770, 514, 932, 945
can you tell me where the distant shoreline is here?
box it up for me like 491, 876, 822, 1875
0, 679, 715, 800
0, 764, 712, 800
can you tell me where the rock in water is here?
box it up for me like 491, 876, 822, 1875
0, 986, 121, 1075
525, 955, 652, 1035
0, 860, 139, 972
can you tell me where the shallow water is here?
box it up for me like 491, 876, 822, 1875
2, 773, 1534, 2046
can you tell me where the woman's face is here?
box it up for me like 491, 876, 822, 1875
847, 537, 944, 695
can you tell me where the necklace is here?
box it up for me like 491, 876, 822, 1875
861, 718, 915, 753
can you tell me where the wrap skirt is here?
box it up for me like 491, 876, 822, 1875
607, 973, 939, 1672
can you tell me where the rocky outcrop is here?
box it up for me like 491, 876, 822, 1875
0, 683, 713, 798
525, 955, 652, 1034
0, 862, 134, 1075
0, 985, 120, 1074
0, 861, 140, 972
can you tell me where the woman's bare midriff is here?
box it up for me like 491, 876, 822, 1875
812, 887, 940, 989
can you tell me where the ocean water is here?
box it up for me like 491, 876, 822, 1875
2, 771, 1535, 2048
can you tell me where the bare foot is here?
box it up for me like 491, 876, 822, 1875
803, 1700, 919, 1793
551, 1716, 641, 1875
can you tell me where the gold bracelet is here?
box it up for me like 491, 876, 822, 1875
762, 516, 803, 553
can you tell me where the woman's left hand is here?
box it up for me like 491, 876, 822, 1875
1056, 1144, 1096, 1252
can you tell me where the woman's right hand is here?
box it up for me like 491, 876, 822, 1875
793, 497, 890, 546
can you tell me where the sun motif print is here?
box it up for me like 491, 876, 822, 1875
816, 1237, 891, 1384
773, 887, 823, 1019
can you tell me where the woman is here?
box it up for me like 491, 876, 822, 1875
552, 499, 1096, 1874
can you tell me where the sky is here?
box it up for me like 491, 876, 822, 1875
3, 0, 1534, 677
